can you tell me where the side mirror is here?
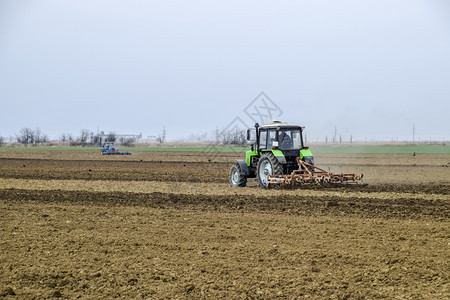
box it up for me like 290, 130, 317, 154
247, 129, 251, 140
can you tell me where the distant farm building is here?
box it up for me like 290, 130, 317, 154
138, 136, 159, 143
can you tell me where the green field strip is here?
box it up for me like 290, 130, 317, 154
0, 146, 99, 151
0, 145, 448, 154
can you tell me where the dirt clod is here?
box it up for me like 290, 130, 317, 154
1, 287, 16, 297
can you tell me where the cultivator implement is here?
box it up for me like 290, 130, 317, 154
101, 151, 131, 155
265, 158, 363, 188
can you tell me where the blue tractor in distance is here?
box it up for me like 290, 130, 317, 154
101, 142, 131, 155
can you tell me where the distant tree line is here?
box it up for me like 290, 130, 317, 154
15, 127, 49, 145
59, 130, 111, 146
11, 127, 133, 147
59, 130, 137, 146
220, 127, 247, 145
59, 129, 99, 146
8, 127, 143, 147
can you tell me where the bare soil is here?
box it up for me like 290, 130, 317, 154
0, 150, 449, 299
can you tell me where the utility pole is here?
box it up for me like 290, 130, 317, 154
334, 126, 337, 143
162, 127, 167, 143
216, 126, 219, 144
333, 125, 337, 143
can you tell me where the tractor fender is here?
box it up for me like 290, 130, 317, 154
235, 160, 249, 176
275, 156, 286, 164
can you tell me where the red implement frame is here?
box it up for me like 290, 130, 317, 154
266, 157, 363, 187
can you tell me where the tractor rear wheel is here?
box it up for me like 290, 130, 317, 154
229, 163, 247, 187
256, 153, 284, 187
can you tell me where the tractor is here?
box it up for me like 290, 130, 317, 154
101, 142, 131, 155
229, 121, 362, 188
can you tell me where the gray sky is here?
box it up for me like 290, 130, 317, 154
1, 0, 449, 142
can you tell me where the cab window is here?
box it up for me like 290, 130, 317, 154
279, 129, 302, 149
268, 129, 277, 149
259, 130, 267, 149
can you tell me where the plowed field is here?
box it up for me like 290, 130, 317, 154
0, 149, 449, 299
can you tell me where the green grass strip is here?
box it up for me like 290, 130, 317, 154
0, 145, 448, 154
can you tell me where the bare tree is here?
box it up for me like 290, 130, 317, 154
157, 127, 166, 144
16, 127, 48, 145
42, 134, 49, 143
34, 127, 42, 144
16, 128, 34, 144
0, 136, 4, 147
59, 133, 67, 142
90, 133, 101, 145
106, 132, 116, 142
33, 127, 48, 144
78, 129, 90, 143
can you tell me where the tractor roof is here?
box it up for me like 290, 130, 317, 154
260, 121, 301, 129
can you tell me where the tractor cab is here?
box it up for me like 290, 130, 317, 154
245, 121, 314, 176
253, 121, 304, 152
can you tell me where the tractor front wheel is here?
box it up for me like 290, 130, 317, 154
229, 163, 247, 187
256, 153, 284, 187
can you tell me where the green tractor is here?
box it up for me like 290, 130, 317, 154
229, 121, 362, 188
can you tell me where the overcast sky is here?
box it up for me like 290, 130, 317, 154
1, 0, 449, 142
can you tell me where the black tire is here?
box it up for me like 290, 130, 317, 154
256, 152, 284, 187
229, 163, 247, 187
